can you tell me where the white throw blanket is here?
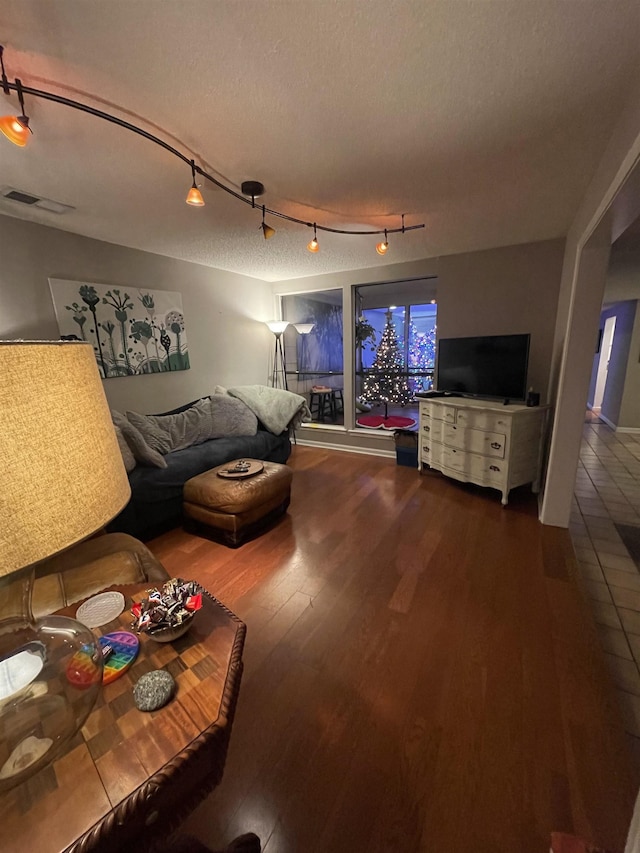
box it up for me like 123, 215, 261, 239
227, 385, 311, 434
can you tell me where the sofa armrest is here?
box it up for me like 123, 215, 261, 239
33, 532, 171, 617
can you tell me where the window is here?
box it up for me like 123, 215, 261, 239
281, 291, 344, 418
357, 302, 437, 397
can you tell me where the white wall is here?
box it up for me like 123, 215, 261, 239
607, 249, 640, 302
0, 214, 273, 413
619, 304, 640, 429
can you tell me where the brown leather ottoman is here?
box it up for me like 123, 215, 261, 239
183, 460, 293, 547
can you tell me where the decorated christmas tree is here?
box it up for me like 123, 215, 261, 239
408, 320, 436, 369
408, 320, 437, 391
362, 310, 413, 410
424, 324, 436, 366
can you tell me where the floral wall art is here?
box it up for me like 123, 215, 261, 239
49, 278, 190, 378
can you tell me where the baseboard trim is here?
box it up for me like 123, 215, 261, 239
594, 412, 640, 433
293, 438, 396, 459
598, 413, 617, 429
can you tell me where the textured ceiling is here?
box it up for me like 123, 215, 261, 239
1, 0, 640, 282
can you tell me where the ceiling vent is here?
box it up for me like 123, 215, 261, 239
0, 186, 75, 214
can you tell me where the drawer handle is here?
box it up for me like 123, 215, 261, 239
489, 465, 500, 472
423, 425, 430, 432
490, 442, 502, 450
423, 446, 429, 453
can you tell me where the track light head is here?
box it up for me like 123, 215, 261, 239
186, 159, 205, 206
0, 78, 32, 147
307, 223, 319, 253
259, 204, 276, 239
186, 185, 205, 206
0, 114, 30, 146
376, 229, 389, 255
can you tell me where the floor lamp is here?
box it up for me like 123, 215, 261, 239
266, 321, 289, 390
0, 341, 131, 788
293, 323, 315, 393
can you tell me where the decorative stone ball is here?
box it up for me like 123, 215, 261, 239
133, 669, 176, 712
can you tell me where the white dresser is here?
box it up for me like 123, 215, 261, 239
418, 397, 549, 505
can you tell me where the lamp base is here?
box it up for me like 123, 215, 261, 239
0, 573, 103, 789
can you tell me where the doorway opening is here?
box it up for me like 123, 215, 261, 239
592, 315, 616, 413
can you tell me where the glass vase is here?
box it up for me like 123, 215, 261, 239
0, 567, 103, 789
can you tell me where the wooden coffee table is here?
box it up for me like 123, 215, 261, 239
0, 583, 252, 853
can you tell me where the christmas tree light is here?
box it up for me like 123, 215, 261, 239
407, 319, 437, 391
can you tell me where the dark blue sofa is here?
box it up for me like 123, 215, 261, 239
108, 400, 291, 541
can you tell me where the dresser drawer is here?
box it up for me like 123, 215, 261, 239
420, 402, 456, 423
442, 424, 506, 458
468, 454, 506, 486
440, 447, 506, 485
455, 408, 511, 433
420, 418, 444, 442
421, 441, 433, 463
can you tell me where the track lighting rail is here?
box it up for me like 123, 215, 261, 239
1, 46, 425, 243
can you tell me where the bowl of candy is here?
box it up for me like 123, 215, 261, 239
131, 578, 203, 643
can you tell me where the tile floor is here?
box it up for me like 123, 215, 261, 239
569, 413, 640, 764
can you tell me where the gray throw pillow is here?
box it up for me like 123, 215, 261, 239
111, 410, 167, 469
127, 398, 218, 454
114, 424, 137, 473
126, 410, 173, 454
210, 394, 258, 437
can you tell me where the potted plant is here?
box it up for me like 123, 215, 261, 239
355, 315, 377, 364
355, 316, 377, 408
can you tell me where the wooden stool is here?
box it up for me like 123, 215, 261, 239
309, 388, 336, 422
183, 460, 293, 547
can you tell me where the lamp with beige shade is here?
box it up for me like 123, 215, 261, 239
0, 340, 131, 788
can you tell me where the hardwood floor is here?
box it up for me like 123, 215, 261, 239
149, 446, 638, 853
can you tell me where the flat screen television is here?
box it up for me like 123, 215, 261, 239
436, 333, 530, 401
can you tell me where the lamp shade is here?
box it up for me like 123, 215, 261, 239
266, 321, 289, 335
293, 323, 315, 335
0, 341, 131, 575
